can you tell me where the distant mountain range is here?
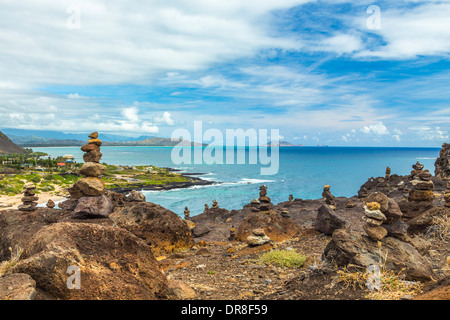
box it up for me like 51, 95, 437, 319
0, 131, 26, 154
3, 129, 203, 147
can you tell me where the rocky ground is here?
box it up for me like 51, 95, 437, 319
1, 158, 449, 300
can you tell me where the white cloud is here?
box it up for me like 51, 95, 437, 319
361, 122, 389, 135
121, 107, 140, 123
0, 0, 310, 87
155, 112, 175, 126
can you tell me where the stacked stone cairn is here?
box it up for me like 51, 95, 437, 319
246, 228, 270, 246
203, 204, 209, 213
289, 194, 294, 202
280, 209, 290, 218
258, 185, 272, 212
229, 225, 236, 241
322, 185, 336, 209
409, 162, 434, 203
363, 202, 388, 241
67, 132, 113, 218
184, 206, 190, 220
19, 182, 38, 212
212, 200, 219, 209
250, 198, 260, 212
385, 166, 391, 180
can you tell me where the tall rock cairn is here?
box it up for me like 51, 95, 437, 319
409, 162, 434, 203
258, 185, 272, 211
435, 143, 450, 179
19, 182, 38, 212
67, 132, 113, 218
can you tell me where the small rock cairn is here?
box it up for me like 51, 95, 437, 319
322, 185, 336, 209
246, 228, 270, 247
19, 182, 38, 212
203, 204, 209, 213
250, 198, 260, 212
184, 206, 190, 220
288, 194, 294, 202
409, 162, 434, 203
258, 185, 272, 211
363, 202, 387, 241
385, 166, 391, 180
212, 200, 219, 209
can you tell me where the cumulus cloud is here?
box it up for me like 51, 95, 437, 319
155, 112, 175, 126
361, 122, 389, 135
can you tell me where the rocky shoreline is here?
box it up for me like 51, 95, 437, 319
107, 175, 215, 193
0, 140, 449, 301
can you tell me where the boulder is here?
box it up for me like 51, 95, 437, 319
109, 202, 194, 256
408, 206, 449, 234
0, 208, 71, 261
322, 229, 435, 281
83, 150, 103, 163
236, 210, 300, 242
166, 280, 197, 300
314, 205, 348, 235
12, 222, 168, 300
363, 224, 387, 241
435, 143, 450, 179
366, 192, 389, 212
192, 225, 211, 238
81, 143, 100, 152
408, 190, 434, 202
398, 200, 434, 220
0, 273, 36, 300
79, 162, 106, 177
385, 198, 403, 220
72, 195, 114, 219
382, 219, 409, 238
73, 177, 105, 197
126, 190, 146, 202
58, 199, 79, 211
246, 234, 270, 246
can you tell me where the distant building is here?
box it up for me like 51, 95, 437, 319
57, 163, 66, 167
64, 155, 75, 163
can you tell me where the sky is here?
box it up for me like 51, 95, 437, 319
0, 0, 449, 147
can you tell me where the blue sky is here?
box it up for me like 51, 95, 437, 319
0, 0, 449, 146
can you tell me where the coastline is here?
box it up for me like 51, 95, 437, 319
0, 192, 66, 211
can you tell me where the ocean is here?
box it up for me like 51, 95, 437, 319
33, 146, 440, 217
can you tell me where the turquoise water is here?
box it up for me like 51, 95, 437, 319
33, 146, 440, 217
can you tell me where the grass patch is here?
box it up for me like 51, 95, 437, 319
259, 249, 306, 268
0, 248, 23, 277
336, 266, 424, 300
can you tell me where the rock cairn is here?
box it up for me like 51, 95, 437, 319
19, 182, 38, 212
246, 228, 270, 246
184, 206, 190, 220
385, 166, 391, 180
445, 182, 450, 208
363, 202, 388, 241
358, 186, 369, 198
250, 198, 260, 212
288, 194, 294, 202
409, 163, 434, 203
435, 143, 450, 179
258, 185, 272, 211
364, 192, 406, 240
203, 204, 209, 213
411, 161, 425, 178
229, 225, 236, 241
280, 209, 290, 218
65, 132, 113, 218
212, 200, 219, 209
322, 185, 336, 209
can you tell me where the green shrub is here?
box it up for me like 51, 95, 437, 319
259, 250, 306, 268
